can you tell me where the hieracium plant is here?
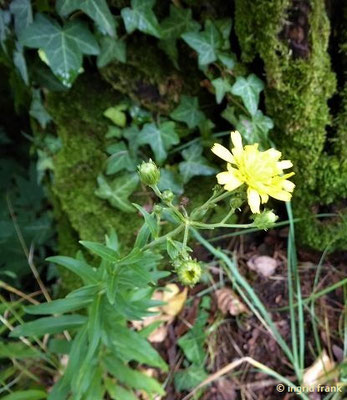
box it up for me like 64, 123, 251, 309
9, 131, 294, 399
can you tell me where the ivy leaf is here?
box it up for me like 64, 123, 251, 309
170, 96, 205, 129
161, 6, 200, 39
174, 365, 208, 391
236, 110, 274, 149
137, 122, 179, 164
56, 0, 116, 37
181, 20, 222, 65
214, 18, 232, 50
0, 10, 11, 44
29, 89, 52, 128
95, 174, 139, 213
211, 77, 232, 104
13, 42, 29, 85
9, 0, 33, 36
121, 0, 161, 39
158, 169, 184, 195
217, 52, 235, 69
105, 141, 136, 175
20, 14, 99, 86
104, 104, 128, 127
97, 36, 126, 67
179, 143, 216, 184
231, 74, 264, 116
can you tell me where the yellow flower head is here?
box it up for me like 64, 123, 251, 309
211, 131, 295, 214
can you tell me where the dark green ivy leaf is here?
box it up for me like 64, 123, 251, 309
121, 0, 161, 39
231, 74, 264, 116
9, 0, 33, 36
170, 96, 205, 129
179, 143, 216, 184
97, 36, 126, 67
211, 77, 232, 104
29, 89, 52, 128
105, 141, 136, 175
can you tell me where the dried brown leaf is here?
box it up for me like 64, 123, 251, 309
247, 255, 278, 277
215, 288, 248, 316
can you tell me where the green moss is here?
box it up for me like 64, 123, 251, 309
235, 0, 347, 250
46, 74, 142, 255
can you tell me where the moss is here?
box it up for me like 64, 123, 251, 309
235, 0, 347, 250
46, 74, 142, 255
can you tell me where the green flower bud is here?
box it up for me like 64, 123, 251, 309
162, 190, 174, 203
138, 160, 160, 186
175, 259, 202, 287
153, 205, 163, 215
251, 209, 278, 230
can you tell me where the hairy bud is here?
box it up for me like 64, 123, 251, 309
138, 160, 160, 186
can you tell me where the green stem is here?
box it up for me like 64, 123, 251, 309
144, 225, 184, 250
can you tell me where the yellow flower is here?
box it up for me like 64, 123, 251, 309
211, 131, 295, 214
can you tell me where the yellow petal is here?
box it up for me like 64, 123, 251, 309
282, 180, 295, 192
216, 171, 243, 191
270, 190, 292, 201
260, 193, 269, 203
277, 160, 293, 170
211, 143, 235, 163
230, 131, 243, 157
265, 148, 282, 160
247, 188, 261, 213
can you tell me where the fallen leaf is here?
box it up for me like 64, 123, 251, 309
215, 288, 248, 316
247, 255, 278, 277
162, 284, 188, 316
303, 350, 337, 387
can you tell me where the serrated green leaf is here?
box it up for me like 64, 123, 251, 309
178, 309, 208, 364
20, 15, 99, 86
9, 0, 33, 36
137, 122, 179, 164
97, 36, 126, 67
179, 143, 216, 184
56, 0, 115, 37
10, 315, 87, 337
174, 365, 208, 391
231, 74, 264, 116
104, 104, 127, 127
47, 256, 98, 284
181, 20, 222, 65
211, 77, 232, 104
158, 169, 184, 195
170, 96, 205, 129
133, 204, 158, 238
29, 89, 51, 128
105, 141, 136, 175
95, 173, 139, 213
1, 390, 47, 400
104, 355, 165, 395
121, 0, 161, 38
25, 297, 92, 315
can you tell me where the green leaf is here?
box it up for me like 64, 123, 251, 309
214, 18, 232, 49
56, 0, 115, 37
161, 6, 199, 39
1, 390, 47, 400
104, 356, 165, 395
87, 294, 102, 361
178, 309, 208, 364
133, 204, 158, 238
25, 297, 92, 315
211, 77, 232, 104
10, 315, 87, 337
48, 338, 71, 354
231, 74, 264, 116
105, 141, 136, 175
47, 256, 98, 284
107, 325, 168, 370
181, 20, 222, 65
105, 379, 137, 400
0, 341, 40, 359
134, 223, 151, 249
137, 122, 179, 164
29, 89, 51, 128
179, 143, 216, 184
80, 241, 119, 262
174, 365, 208, 391
0, 10, 11, 43
170, 96, 205, 129
95, 173, 139, 213
20, 15, 99, 86
9, 0, 33, 36
104, 104, 127, 127
121, 0, 161, 38
158, 169, 184, 195
236, 110, 274, 149
97, 36, 126, 67
13, 42, 29, 84
105, 125, 122, 139
217, 51, 235, 69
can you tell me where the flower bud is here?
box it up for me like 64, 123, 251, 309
162, 190, 174, 204
251, 210, 278, 230
175, 259, 202, 287
138, 160, 160, 186
153, 205, 163, 215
